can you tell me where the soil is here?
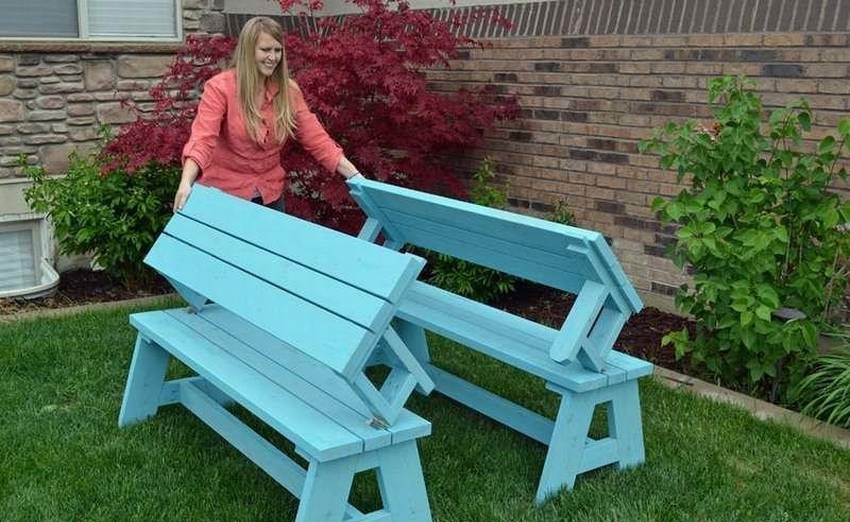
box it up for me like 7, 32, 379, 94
491, 280, 696, 374
0, 269, 173, 316
0, 269, 695, 375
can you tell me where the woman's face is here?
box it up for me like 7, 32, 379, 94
254, 31, 282, 78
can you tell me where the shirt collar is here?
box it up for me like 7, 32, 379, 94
264, 80, 279, 102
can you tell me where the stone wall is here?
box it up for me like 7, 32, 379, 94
0, 0, 225, 179
427, 32, 850, 310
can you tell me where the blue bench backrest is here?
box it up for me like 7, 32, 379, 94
348, 179, 643, 372
143, 185, 429, 423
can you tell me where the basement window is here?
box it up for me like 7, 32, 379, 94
0, 219, 59, 299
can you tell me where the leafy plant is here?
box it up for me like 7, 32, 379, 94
428, 158, 516, 302
792, 342, 850, 428
101, 0, 518, 234
24, 154, 177, 288
550, 199, 575, 226
640, 75, 850, 401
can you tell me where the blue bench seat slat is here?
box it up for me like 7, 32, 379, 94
145, 235, 374, 378
164, 309, 394, 450
399, 283, 607, 392
198, 305, 433, 445
130, 310, 364, 461
180, 186, 423, 303
163, 215, 394, 331
398, 282, 652, 388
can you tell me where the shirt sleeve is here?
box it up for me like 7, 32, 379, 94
182, 76, 228, 170
290, 82, 344, 174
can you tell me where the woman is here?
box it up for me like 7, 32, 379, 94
174, 16, 361, 212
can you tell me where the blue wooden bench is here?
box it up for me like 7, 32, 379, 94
118, 185, 435, 522
348, 178, 653, 503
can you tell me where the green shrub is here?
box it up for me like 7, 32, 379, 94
640, 76, 850, 401
25, 154, 177, 288
428, 159, 516, 302
793, 342, 850, 428
550, 199, 576, 226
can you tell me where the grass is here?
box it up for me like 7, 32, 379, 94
2, 300, 849, 522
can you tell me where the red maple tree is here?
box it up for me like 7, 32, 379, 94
102, 0, 518, 232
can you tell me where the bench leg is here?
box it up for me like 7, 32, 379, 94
535, 389, 595, 503
536, 380, 647, 503
295, 457, 357, 522
376, 441, 433, 522
607, 379, 646, 469
118, 334, 170, 427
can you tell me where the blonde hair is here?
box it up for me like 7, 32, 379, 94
233, 17, 296, 143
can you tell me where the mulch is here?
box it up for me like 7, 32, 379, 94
0, 270, 695, 375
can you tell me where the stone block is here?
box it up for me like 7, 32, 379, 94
0, 55, 14, 72
84, 61, 116, 90
39, 142, 76, 174
67, 116, 96, 126
55, 63, 83, 75
0, 125, 14, 135
16, 79, 37, 88
67, 104, 94, 117
69, 127, 99, 142
17, 54, 40, 66
13, 88, 38, 100
38, 82, 84, 94
97, 102, 136, 124
52, 123, 68, 133
29, 110, 67, 121
24, 134, 68, 145
0, 100, 25, 122
0, 75, 14, 96
16, 65, 53, 77
40, 76, 61, 84
67, 93, 94, 102
200, 13, 226, 34
36, 96, 66, 110
18, 123, 51, 134
44, 55, 80, 63
117, 55, 171, 79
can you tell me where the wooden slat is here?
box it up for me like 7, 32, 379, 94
130, 310, 363, 461
180, 185, 424, 303
166, 309, 395, 451
145, 235, 374, 377
398, 284, 607, 392
198, 306, 432, 444
351, 178, 642, 312
164, 214, 393, 331
398, 282, 653, 390
380, 207, 597, 284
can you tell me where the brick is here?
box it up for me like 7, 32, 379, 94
561, 37, 590, 48
762, 63, 805, 77
818, 80, 850, 95
534, 62, 560, 72
650, 90, 685, 102
763, 33, 806, 46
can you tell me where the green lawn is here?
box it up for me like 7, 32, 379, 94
2, 300, 849, 522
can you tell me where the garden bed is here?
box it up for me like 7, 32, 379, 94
0, 269, 694, 376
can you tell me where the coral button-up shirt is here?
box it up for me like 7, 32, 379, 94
182, 69, 343, 204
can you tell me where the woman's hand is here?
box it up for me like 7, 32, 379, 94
173, 181, 193, 212
174, 158, 200, 212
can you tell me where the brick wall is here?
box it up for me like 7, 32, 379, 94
0, 0, 225, 179
426, 31, 850, 310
